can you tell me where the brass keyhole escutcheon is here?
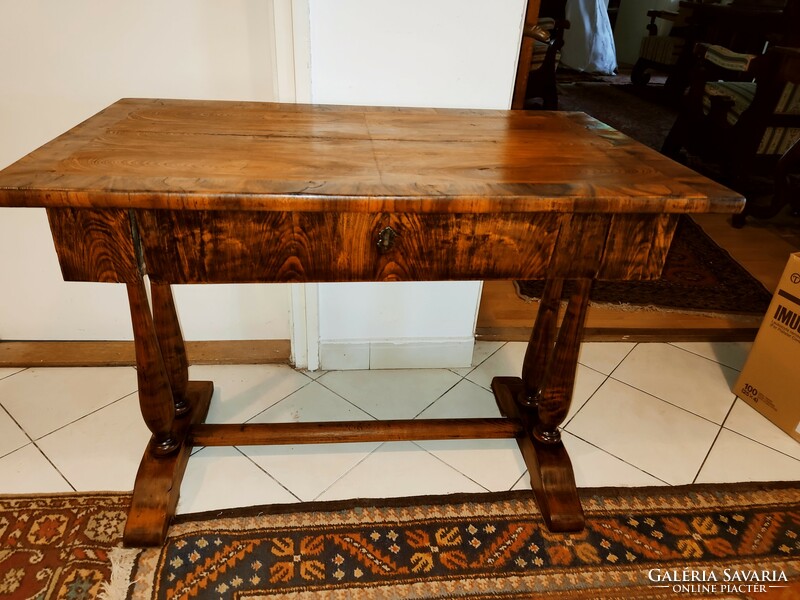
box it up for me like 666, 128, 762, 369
376, 226, 398, 254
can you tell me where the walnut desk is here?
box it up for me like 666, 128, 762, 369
0, 99, 743, 546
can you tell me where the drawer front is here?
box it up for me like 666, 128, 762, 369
134, 210, 677, 284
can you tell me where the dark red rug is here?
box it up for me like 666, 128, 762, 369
109, 482, 800, 599
516, 216, 773, 316
3, 484, 799, 599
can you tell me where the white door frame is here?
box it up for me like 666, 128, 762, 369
271, 0, 318, 370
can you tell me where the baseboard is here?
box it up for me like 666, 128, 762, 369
0, 340, 291, 368
475, 327, 760, 343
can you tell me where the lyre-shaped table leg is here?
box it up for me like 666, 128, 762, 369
492, 277, 592, 532
126, 276, 179, 456
124, 276, 212, 546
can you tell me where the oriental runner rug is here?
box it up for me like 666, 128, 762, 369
3, 483, 799, 599
515, 216, 774, 317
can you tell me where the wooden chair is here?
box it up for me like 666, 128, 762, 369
631, 3, 699, 92
524, 15, 570, 109
512, 0, 570, 111
631, 0, 791, 99
662, 43, 800, 225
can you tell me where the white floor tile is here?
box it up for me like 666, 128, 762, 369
0, 367, 25, 381
0, 367, 138, 440
0, 444, 72, 493
36, 393, 150, 491
578, 342, 635, 375
189, 364, 312, 424
564, 366, 608, 425
669, 341, 752, 372
415, 380, 526, 491
465, 342, 527, 390
416, 379, 502, 420
0, 406, 31, 458
4, 360, 796, 512
724, 399, 800, 461
561, 431, 667, 487
696, 429, 800, 484
240, 381, 381, 501
415, 438, 525, 492
177, 446, 299, 514
317, 369, 461, 420
565, 378, 720, 485
316, 441, 486, 501
611, 343, 737, 424
450, 341, 505, 376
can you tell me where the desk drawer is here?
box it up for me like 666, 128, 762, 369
134, 210, 677, 284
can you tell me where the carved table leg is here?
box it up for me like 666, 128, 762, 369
124, 277, 212, 546
492, 277, 592, 532
151, 282, 190, 416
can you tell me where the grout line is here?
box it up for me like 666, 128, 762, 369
0, 404, 36, 462
666, 341, 749, 373
718, 425, 800, 465
563, 430, 672, 487
510, 472, 527, 491
313, 377, 383, 422
23, 389, 140, 442
561, 341, 639, 431
603, 341, 638, 380
0, 367, 29, 383
410, 440, 493, 493
311, 441, 388, 502
232, 446, 302, 503
240, 372, 319, 425
411, 377, 463, 420
606, 375, 732, 429
692, 419, 730, 485
31, 440, 76, 492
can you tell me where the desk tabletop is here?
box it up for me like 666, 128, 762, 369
0, 98, 742, 214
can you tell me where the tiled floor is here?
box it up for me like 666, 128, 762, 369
1, 341, 799, 516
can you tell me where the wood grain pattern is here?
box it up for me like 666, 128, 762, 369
533, 278, 592, 440
150, 283, 190, 416
124, 380, 212, 547
521, 278, 563, 406
126, 277, 179, 455
0, 340, 291, 367
46, 208, 138, 282
492, 376, 584, 532
0, 100, 744, 215
191, 419, 523, 447
135, 210, 678, 284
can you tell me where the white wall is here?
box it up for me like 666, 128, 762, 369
0, 0, 292, 341
1, 0, 528, 368
308, 0, 527, 369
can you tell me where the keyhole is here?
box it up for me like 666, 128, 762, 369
376, 226, 398, 254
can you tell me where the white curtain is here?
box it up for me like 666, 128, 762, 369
561, 0, 618, 74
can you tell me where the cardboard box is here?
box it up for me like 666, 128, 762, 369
734, 252, 800, 443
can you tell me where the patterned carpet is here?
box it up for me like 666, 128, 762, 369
516, 216, 774, 317
6, 483, 798, 599
556, 82, 678, 152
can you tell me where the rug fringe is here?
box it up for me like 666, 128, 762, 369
100, 547, 141, 600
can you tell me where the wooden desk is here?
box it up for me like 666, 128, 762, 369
0, 99, 743, 546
